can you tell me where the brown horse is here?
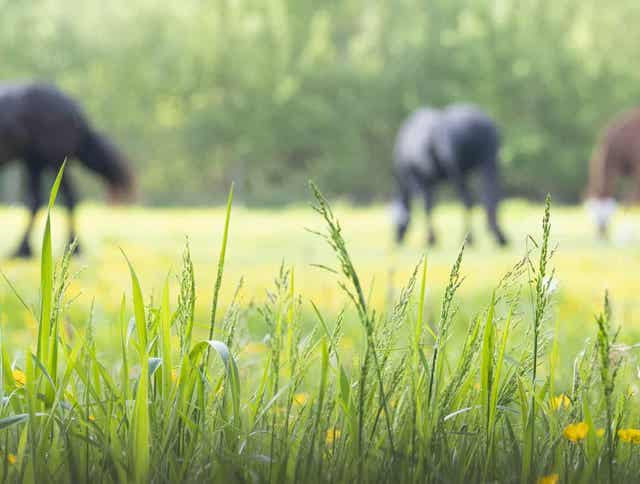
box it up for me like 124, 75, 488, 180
586, 107, 640, 237
0, 82, 135, 257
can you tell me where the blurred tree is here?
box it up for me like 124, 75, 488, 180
1, 0, 639, 205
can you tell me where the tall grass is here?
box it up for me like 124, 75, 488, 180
1, 174, 640, 483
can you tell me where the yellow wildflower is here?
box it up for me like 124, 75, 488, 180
550, 394, 570, 411
171, 368, 178, 383
325, 428, 341, 445
563, 422, 588, 442
339, 337, 354, 352
618, 428, 640, 444
7, 454, 16, 465
12, 369, 26, 387
293, 393, 308, 406
537, 474, 559, 484
88, 415, 96, 423
596, 428, 605, 437
242, 342, 267, 355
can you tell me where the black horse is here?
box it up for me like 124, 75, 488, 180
391, 103, 507, 246
0, 82, 135, 257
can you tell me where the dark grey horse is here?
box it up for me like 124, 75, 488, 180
391, 103, 507, 246
0, 82, 135, 257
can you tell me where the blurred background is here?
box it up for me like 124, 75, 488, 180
2, 0, 640, 374
2, 0, 639, 206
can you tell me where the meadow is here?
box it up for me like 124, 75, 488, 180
1, 182, 640, 482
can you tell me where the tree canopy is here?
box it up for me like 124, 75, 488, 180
2, 0, 639, 205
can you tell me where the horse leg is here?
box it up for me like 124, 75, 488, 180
482, 157, 508, 246
60, 171, 81, 254
12, 164, 42, 258
392, 169, 412, 244
422, 185, 437, 246
453, 175, 474, 245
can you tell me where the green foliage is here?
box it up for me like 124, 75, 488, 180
3, 0, 640, 204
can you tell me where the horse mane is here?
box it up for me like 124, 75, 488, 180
78, 129, 136, 201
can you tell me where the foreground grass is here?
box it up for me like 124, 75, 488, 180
1, 183, 640, 482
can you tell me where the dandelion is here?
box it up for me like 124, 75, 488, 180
618, 428, 640, 444
537, 474, 559, 484
563, 422, 588, 442
12, 369, 26, 387
550, 394, 570, 410
293, 393, 308, 406
7, 454, 16, 465
325, 428, 341, 445
88, 415, 96, 423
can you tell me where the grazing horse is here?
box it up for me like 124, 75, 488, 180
0, 82, 135, 257
391, 103, 507, 246
586, 107, 640, 238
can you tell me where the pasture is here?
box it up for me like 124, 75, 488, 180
2, 199, 639, 358
1, 190, 640, 482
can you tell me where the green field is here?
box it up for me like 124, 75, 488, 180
1, 194, 640, 482
2, 199, 640, 357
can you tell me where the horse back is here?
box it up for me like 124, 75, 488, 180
603, 108, 640, 173
0, 82, 89, 165
393, 107, 442, 180
438, 104, 500, 171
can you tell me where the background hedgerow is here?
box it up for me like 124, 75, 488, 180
1, 176, 640, 483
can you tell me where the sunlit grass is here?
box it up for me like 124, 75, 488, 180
1, 188, 640, 482
1, 200, 640, 366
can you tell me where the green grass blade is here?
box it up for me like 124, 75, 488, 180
207, 182, 234, 344
47, 160, 66, 210
37, 161, 66, 365
159, 276, 172, 399
130, 350, 150, 483
0, 413, 29, 430
190, 340, 241, 426
119, 294, 129, 403
121, 251, 147, 352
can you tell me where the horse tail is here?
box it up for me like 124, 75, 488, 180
78, 129, 136, 203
